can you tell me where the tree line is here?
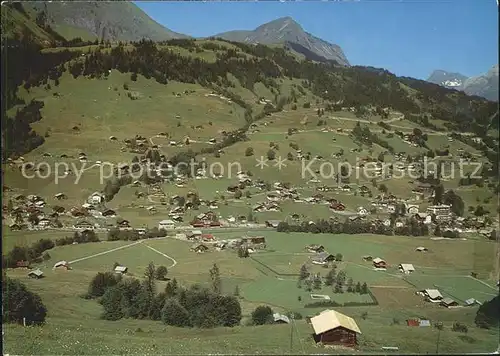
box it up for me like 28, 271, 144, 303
85, 262, 242, 328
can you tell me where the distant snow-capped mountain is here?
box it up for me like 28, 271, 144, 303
427, 66, 498, 102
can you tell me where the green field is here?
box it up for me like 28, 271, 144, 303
3, 229, 498, 354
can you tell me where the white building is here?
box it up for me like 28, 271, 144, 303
158, 219, 175, 230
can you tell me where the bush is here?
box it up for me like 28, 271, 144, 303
87, 272, 120, 298
155, 266, 168, 280
2, 277, 47, 325
303, 102, 311, 108
251, 305, 273, 325
303, 300, 341, 308
245, 147, 254, 156
452, 322, 468, 333
161, 298, 192, 327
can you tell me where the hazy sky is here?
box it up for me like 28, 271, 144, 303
135, 0, 498, 80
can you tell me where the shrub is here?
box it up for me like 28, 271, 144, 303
245, 147, 254, 156
2, 277, 47, 325
161, 298, 191, 327
155, 266, 168, 280
87, 272, 120, 298
251, 305, 273, 325
452, 322, 468, 333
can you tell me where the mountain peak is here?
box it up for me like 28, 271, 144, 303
215, 17, 348, 66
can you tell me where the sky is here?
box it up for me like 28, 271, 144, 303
135, 0, 498, 80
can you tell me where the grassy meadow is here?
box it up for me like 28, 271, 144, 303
3, 230, 499, 354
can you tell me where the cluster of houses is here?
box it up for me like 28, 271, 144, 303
185, 233, 266, 254
417, 289, 481, 308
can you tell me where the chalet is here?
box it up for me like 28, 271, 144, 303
273, 313, 291, 324
362, 255, 373, 261
114, 266, 128, 274
421, 289, 443, 302
267, 194, 280, 202
415, 213, 432, 224
53, 261, 70, 269
28, 269, 44, 279
330, 202, 345, 211
136, 228, 147, 235
253, 204, 265, 212
70, 207, 87, 217
117, 219, 131, 230
13, 194, 26, 201
16, 260, 30, 268
191, 243, 209, 253
406, 319, 431, 327
54, 193, 67, 200
407, 205, 419, 215
310, 309, 361, 347
265, 220, 281, 228
464, 298, 481, 306
440, 298, 459, 308
357, 207, 368, 216
74, 220, 94, 230
201, 234, 215, 241
426, 204, 452, 221
102, 209, 116, 217
38, 218, 51, 229
158, 219, 175, 230
398, 263, 415, 274
372, 258, 387, 269
312, 252, 335, 265
416, 246, 428, 252
187, 230, 203, 240
88, 192, 104, 205
307, 244, 325, 253
9, 223, 22, 231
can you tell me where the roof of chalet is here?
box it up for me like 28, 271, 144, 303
273, 313, 290, 324
310, 309, 361, 335
28, 269, 44, 277
424, 289, 443, 299
441, 297, 457, 305
399, 263, 415, 272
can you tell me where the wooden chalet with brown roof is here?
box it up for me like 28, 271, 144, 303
310, 309, 361, 347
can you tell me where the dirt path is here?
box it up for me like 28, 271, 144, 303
143, 243, 178, 269
68, 240, 144, 264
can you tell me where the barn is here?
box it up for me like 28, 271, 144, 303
310, 309, 361, 347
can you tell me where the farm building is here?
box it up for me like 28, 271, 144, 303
406, 319, 430, 327
273, 313, 290, 324
16, 260, 30, 268
158, 219, 175, 230
28, 269, 44, 279
74, 220, 94, 230
416, 246, 428, 252
201, 234, 215, 241
307, 244, 325, 253
54, 193, 67, 200
398, 263, 415, 274
53, 261, 70, 270
88, 192, 104, 204
187, 230, 203, 240
372, 258, 387, 268
191, 244, 209, 253
265, 220, 282, 228
440, 298, 459, 308
421, 289, 443, 302
310, 309, 361, 347
102, 209, 116, 217
312, 252, 335, 265
464, 298, 481, 306
362, 255, 373, 261
114, 266, 128, 274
